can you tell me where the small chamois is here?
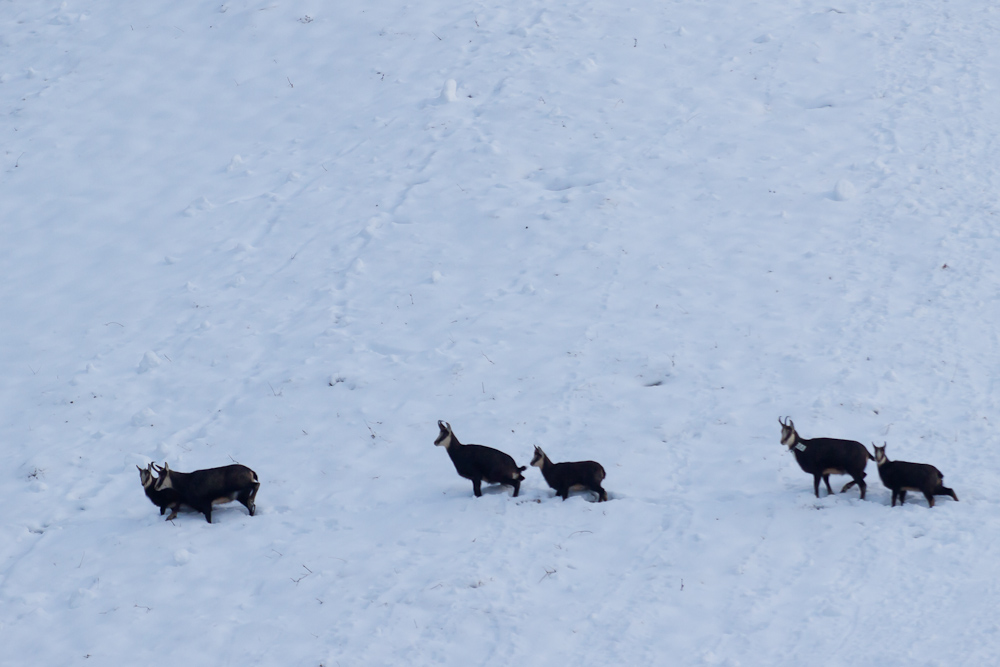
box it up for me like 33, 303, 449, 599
530, 446, 608, 502
873, 442, 958, 508
137, 463, 181, 518
434, 421, 526, 497
153, 462, 259, 523
779, 417, 873, 499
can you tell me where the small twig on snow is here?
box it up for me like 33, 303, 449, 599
292, 564, 313, 584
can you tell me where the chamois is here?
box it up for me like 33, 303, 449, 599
873, 442, 958, 508
137, 463, 181, 518
434, 421, 526, 497
779, 417, 873, 499
153, 462, 259, 523
530, 446, 607, 502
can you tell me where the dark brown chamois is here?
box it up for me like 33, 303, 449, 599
873, 442, 958, 508
434, 421, 525, 497
779, 417, 873, 499
530, 446, 607, 502
153, 462, 259, 523
137, 463, 182, 518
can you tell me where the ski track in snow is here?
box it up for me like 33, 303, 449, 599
3, 0, 1000, 664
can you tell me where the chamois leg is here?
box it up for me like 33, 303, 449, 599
245, 481, 260, 515
594, 484, 608, 502
924, 491, 936, 508
937, 486, 958, 502
237, 481, 259, 515
822, 474, 834, 496
812, 475, 822, 497
237, 488, 254, 515
898, 490, 907, 506
472, 478, 483, 497
841, 474, 866, 498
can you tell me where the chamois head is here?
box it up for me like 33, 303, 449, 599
152, 462, 173, 491
530, 446, 547, 468
873, 442, 888, 465
778, 416, 797, 448
137, 463, 155, 489
434, 421, 454, 448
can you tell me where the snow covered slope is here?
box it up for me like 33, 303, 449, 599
3, 0, 1000, 664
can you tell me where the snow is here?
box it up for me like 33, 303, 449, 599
3, 0, 1000, 664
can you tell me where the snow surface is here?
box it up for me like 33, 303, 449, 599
3, 0, 1000, 664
